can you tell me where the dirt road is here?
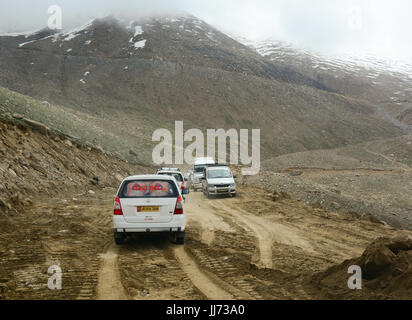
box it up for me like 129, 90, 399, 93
1, 185, 411, 300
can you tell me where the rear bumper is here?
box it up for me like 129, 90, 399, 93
113, 215, 185, 233
114, 227, 184, 233
192, 182, 202, 189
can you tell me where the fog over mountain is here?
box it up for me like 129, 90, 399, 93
1, 0, 412, 61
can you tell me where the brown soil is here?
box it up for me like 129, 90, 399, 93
1, 119, 411, 300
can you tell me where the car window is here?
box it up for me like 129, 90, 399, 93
158, 172, 183, 182
194, 165, 205, 173
207, 168, 232, 179
120, 180, 178, 198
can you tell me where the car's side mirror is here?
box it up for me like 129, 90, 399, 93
233, 175, 237, 179
184, 177, 188, 182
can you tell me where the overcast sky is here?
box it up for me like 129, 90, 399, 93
1, 0, 411, 60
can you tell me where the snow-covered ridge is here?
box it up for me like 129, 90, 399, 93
3, 17, 148, 51
59, 20, 94, 42
236, 37, 412, 78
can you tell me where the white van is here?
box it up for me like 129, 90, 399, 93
191, 157, 215, 191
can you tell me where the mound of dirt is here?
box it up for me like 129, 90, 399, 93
310, 236, 412, 299
0, 117, 150, 216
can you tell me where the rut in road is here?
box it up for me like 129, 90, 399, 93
208, 198, 314, 269
173, 246, 234, 300
97, 244, 128, 300
185, 192, 235, 245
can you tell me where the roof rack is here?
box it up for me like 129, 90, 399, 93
207, 164, 229, 167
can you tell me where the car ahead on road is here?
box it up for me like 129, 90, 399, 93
202, 165, 237, 198
156, 168, 188, 194
113, 175, 185, 245
191, 157, 215, 191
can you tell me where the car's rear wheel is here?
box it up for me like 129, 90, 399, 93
114, 232, 126, 245
173, 231, 185, 245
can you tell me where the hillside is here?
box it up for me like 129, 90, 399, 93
239, 38, 412, 128
0, 108, 150, 213
0, 15, 406, 164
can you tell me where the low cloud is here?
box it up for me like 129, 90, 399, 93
1, 0, 411, 60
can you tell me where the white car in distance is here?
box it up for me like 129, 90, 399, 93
156, 168, 188, 194
191, 157, 215, 191
113, 175, 185, 245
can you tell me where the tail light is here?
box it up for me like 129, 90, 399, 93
181, 181, 185, 190
114, 196, 123, 215
174, 195, 183, 214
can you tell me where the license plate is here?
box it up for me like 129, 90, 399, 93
137, 206, 160, 212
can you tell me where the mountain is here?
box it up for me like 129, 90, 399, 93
237, 38, 412, 128
0, 15, 406, 164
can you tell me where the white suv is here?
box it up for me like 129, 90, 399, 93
202, 165, 237, 198
191, 157, 215, 191
113, 175, 185, 245
156, 168, 187, 194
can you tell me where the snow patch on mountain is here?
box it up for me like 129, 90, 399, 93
134, 39, 146, 49
61, 20, 94, 42
134, 26, 143, 37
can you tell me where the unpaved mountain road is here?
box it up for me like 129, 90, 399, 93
0, 185, 410, 300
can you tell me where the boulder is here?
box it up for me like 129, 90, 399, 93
271, 190, 291, 202
64, 140, 73, 147
22, 118, 49, 135
12, 113, 24, 120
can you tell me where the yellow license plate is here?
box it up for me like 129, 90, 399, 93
138, 206, 160, 213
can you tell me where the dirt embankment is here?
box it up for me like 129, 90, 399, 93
0, 116, 149, 214
0, 118, 149, 299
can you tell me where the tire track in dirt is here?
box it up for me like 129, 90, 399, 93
208, 200, 273, 269
172, 246, 234, 300
185, 193, 234, 245
97, 244, 128, 300
207, 198, 315, 269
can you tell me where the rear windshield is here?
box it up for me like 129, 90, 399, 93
119, 180, 178, 198
194, 165, 205, 173
158, 172, 183, 182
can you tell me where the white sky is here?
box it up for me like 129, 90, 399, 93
1, 0, 411, 60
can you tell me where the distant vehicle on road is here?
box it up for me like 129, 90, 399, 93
201, 165, 237, 198
184, 170, 192, 189
113, 175, 185, 245
156, 168, 188, 194
191, 157, 215, 191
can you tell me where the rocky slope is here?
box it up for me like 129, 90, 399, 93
239, 38, 412, 128
0, 109, 150, 216
0, 15, 406, 164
